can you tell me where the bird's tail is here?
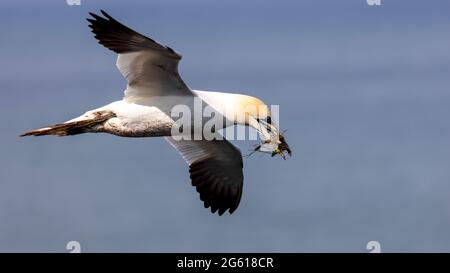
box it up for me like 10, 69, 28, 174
20, 110, 116, 137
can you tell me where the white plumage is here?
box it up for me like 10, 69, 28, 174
21, 10, 290, 215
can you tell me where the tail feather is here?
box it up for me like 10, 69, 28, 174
20, 110, 115, 137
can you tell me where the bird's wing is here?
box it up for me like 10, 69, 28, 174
87, 10, 191, 101
165, 135, 244, 215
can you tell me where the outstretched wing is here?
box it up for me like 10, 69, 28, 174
165, 136, 244, 215
87, 10, 191, 101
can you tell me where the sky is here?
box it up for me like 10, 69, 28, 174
1, 0, 450, 252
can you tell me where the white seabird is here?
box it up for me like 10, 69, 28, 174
21, 10, 291, 215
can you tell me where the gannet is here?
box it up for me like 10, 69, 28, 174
21, 10, 291, 215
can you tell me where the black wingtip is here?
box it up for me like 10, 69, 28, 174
85, 10, 182, 58
88, 12, 98, 19
100, 10, 113, 20
218, 208, 227, 216
88, 11, 108, 22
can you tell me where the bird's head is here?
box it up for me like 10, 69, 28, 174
204, 92, 291, 159
241, 97, 292, 160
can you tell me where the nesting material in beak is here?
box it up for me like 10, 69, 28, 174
271, 133, 292, 159
249, 118, 292, 159
251, 132, 291, 159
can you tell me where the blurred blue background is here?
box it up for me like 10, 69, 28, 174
1, 0, 450, 252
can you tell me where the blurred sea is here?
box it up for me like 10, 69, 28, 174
1, 0, 450, 252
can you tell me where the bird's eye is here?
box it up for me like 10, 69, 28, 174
266, 116, 272, 125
